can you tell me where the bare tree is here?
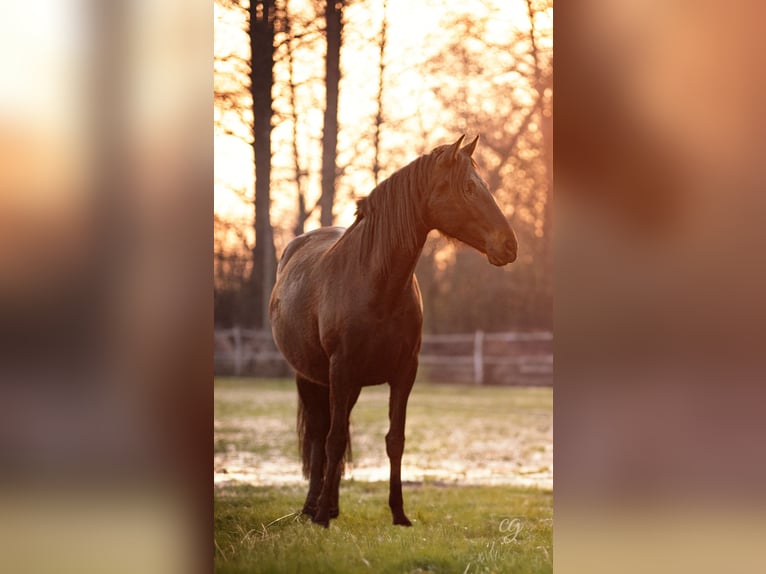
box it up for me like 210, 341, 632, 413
372, 0, 388, 186
214, 0, 280, 328
248, 0, 280, 329
319, 0, 343, 226
525, 0, 553, 243
415, 2, 553, 329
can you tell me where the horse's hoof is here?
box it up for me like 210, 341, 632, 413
312, 514, 330, 528
329, 507, 339, 519
393, 515, 412, 527
301, 506, 316, 518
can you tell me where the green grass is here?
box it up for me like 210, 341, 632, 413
214, 378, 553, 573
215, 482, 552, 574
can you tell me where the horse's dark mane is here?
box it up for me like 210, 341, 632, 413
345, 153, 431, 273
344, 145, 474, 273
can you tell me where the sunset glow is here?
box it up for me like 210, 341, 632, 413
214, 0, 552, 255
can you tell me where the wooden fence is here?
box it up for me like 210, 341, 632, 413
214, 328, 552, 386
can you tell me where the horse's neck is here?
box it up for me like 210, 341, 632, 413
351, 207, 428, 302
379, 225, 428, 286
337, 157, 433, 301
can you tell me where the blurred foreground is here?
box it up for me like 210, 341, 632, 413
0, 1, 211, 573
556, 1, 766, 572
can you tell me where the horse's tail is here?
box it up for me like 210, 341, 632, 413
296, 382, 320, 479
296, 377, 352, 479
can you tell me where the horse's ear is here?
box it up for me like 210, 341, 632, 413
446, 135, 465, 163
462, 135, 479, 157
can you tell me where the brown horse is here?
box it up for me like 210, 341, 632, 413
269, 135, 517, 527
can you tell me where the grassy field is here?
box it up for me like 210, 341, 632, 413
214, 378, 552, 573
215, 482, 552, 573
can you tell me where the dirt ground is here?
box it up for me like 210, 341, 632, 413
214, 379, 552, 490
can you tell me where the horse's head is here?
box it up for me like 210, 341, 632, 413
426, 135, 517, 265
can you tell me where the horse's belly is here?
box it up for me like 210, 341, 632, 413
365, 330, 421, 381
269, 226, 422, 386
270, 283, 330, 385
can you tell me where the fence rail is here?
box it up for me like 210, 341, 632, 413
215, 328, 552, 386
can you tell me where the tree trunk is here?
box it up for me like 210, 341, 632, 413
320, 0, 343, 227
249, 0, 278, 329
372, 0, 387, 186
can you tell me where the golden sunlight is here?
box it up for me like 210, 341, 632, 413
214, 0, 551, 244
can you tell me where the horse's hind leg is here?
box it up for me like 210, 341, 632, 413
387, 362, 417, 526
313, 359, 357, 527
296, 376, 330, 518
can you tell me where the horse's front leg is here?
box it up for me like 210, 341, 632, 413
387, 361, 417, 526
313, 359, 355, 527
325, 384, 360, 519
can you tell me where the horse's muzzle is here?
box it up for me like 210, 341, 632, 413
487, 237, 517, 266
